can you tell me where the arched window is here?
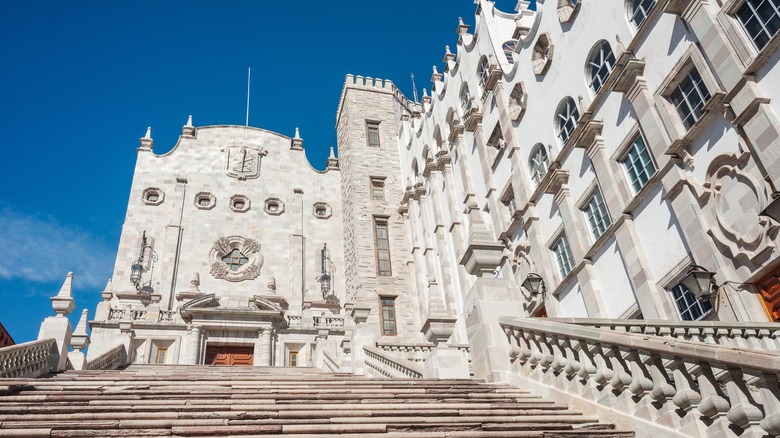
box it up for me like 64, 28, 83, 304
555, 97, 580, 145
529, 144, 549, 185
459, 84, 472, 115
587, 40, 616, 93
478, 56, 490, 91
627, 0, 657, 28
502, 40, 518, 64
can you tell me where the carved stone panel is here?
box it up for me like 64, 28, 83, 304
209, 236, 264, 282
225, 146, 267, 180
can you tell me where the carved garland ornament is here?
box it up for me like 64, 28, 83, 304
209, 236, 264, 282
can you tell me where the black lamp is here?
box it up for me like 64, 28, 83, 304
681, 264, 716, 299
522, 272, 545, 296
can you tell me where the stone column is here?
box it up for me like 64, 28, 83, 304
258, 328, 272, 366
185, 325, 201, 365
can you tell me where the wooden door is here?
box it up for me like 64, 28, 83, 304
204, 346, 254, 366
756, 266, 780, 322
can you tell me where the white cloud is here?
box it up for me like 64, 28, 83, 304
0, 208, 114, 290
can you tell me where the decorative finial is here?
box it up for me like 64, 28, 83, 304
291, 127, 304, 150
51, 272, 75, 317
140, 126, 154, 150
294, 127, 301, 139
186, 115, 193, 127
327, 146, 339, 169
182, 115, 196, 137
70, 308, 91, 353
423, 88, 429, 97
329, 147, 336, 159
432, 65, 439, 75
267, 276, 277, 293
73, 309, 89, 336
445, 45, 451, 55
101, 278, 113, 301
190, 272, 200, 292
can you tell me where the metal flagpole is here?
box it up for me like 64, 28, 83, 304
245, 67, 251, 127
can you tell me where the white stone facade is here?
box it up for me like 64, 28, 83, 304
86, 0, 780, 383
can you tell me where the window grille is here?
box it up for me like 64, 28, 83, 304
552, 233, 575, 278
582, 189, 611, 239
621, 135, 657, 192
736, 0, 780, 50
380, 297, 397, 335
628, 0, 657, 28
588, 41, 616, 93
670, 68, 711, 130
556, 97, 580, 145
529, 144, 549, 186
671, 282, 713, 321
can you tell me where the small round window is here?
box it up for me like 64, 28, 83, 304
312, 202, 332, 219
194, 192, 216, 210
264, 198, 285, 216
230, 195, 250, 213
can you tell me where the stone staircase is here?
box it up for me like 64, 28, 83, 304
0, 365, 634, 437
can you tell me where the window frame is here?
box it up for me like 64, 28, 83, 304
555, 97, 580, 146
670, 281, 714, 321
586, 40, 617, 94
719, 0, 780, 70
529, 143, 550, 186
289, 351, 299, 367
373, 216, 392, 276
370, 177, 386, 201
580, 187, 612, 240
619, 132, 657, 194
734, 0, 780, 51
626, 0, 658, 29
379, 296, 398, 336
366, 121, 381, 148
551, 232, 575, 278
155, 347, 168, 365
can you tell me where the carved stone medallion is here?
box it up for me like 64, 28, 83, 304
225, 146, 267, 180
209, 236, 264, 282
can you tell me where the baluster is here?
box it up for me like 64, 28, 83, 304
748, 371, 780, 435
573, 339, 597, 380
672, 327, 686, 341
700, 327, 716, 345
723, 367, 765, 436
715, 328, 731, 347
756, 328, 772, 351
549, 335, 568, 374
590, 343, 615, 387
626, 349, 654, 397
742, 328, 759, 350
670, 359, 702, 412
605, 345, 633, 391
560, 338, 582, 379
696, 363, 731, 422
646, 354, 677, 403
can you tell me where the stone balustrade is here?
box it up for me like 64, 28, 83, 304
0, 339, 58, 378
548, 318, 780, 351
287, 315, 302, 328
376, 341, 471, 364
499, 317, 780, 438
313, 315, 345, 328
85, 344, 127, 371
158, 310, 176, 323
363, 345, 423, 379
321, 349, 340, 373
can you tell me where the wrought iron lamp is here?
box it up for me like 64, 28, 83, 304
319, 243, 335, 297
130, 231, 157, 293
522, 272, 545, 296
681, 264, 716, 299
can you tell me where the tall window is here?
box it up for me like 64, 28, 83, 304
478, 56, 490, 90
670, 67, 711, 130
556, 97, 580, 145
551, 233, 575, 278
736, 0, 780, 50
529, 143, 549, 185
374, 217, 392, 276
367, 121, 381, 147
371, 177, 385, 200
289, 351, 299, 366
671, 282, 713, 321
627, 0, 657, 28
587, 41, 616, 93
503, 191, 517, 216
155, 348, 167, 365
380, 297, 397, 336
502, 40, 518, 64
622, 135, 656, 192
460, 84, 472, 115
222, 249, 248, 272
581, 189, 611, 239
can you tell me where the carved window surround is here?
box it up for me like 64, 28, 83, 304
209, 236, 263, 282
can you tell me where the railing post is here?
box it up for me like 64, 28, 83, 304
37, 272, 76, 371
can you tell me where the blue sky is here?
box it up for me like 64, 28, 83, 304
0, 0, 528, 343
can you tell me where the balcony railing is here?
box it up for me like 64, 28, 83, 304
500, 317, 780, 437
0, 339, 58, 378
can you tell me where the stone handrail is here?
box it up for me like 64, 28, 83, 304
363, 345, 423, 379
85, 344, 128, 371
499, 317, 780, 437
0, 339, 58, 378
375, 341, 471, 364
322, 349, 340, 373
313, 316, 345, 328
547, 318, 780, 350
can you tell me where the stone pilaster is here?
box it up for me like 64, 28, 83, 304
258, 327, 272, 366
185, 325, 201, 365
160, 177, 187, 311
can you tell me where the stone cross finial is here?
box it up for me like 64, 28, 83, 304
51, 272, 75, 317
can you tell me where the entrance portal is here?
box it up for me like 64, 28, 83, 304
204, 345, 254, 366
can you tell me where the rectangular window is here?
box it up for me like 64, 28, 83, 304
551, 233, 575, 278
371, 177, 385, 200
621, 135, 657, 193
671, 283, 713, 321
736, 0, 780, 51
502, 191, 517, 217
374, 218, 392, 276
581, 189, 611, 239
289, 351, 298, 367
155, 348, 167, 365
367, 122, 381, 147
669, 68, 711, 130
380, 297, 397, 336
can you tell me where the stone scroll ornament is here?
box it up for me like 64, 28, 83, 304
209, 236, 264, 282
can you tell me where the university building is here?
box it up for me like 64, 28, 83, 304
3, 1, 780, 437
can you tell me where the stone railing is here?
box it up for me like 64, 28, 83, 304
287, 315, 302, 328
158, 310, 176, 323
547, 318, 780, 350
363, 345, 423, 379
0, 339, 58, 378
322, 349, 340, 373
313, 316, 345, 329
500, 317, 780, 438
85, 344, 128, 371
376, 341, 471, 365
